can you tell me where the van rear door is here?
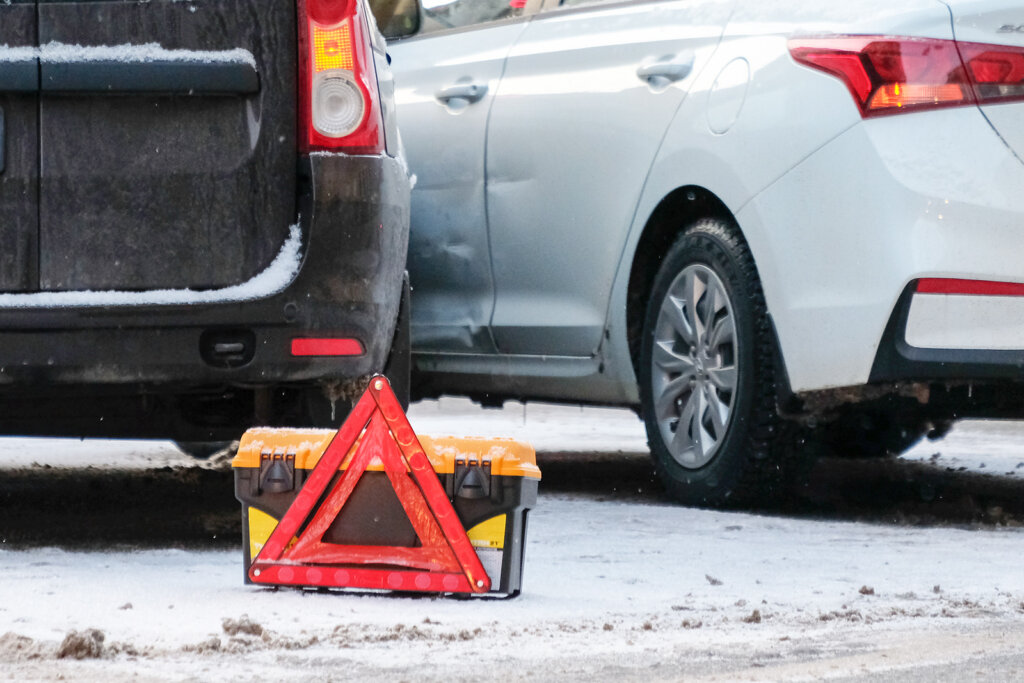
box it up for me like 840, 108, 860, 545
37, 0, 297, 291
0, 0, 38, 293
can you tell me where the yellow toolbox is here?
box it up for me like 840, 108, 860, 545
233, 427, 540, 596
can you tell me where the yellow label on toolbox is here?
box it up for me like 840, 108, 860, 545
252, 506, 506, 555
248, 508, 302, 561
467, 515, 506, 550
248, 507, 280, 560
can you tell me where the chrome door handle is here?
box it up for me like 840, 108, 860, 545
436, 82, 488, 105
637, 52, 695, 85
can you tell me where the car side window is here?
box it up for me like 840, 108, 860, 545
370, 0, 421, 39
421, 0, 526, 35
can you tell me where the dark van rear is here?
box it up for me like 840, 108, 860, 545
0, 0, 410, 440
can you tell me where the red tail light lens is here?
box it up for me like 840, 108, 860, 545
958, 42, 1024, 105
298, 0, 384, 153
790, 36, 1024, 118
789, 37, 972, 117
291, 337, 364, 356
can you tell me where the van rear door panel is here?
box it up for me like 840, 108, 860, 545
0, 1, 39, 293
37, 0, 296, 291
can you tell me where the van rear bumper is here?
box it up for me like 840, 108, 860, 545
0, 153, 410, 438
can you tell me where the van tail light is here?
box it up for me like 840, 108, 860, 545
789, 36, 1024, 118
298, 0, 384, 153
291, 337, 364, 356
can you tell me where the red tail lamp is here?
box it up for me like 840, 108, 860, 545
291, 337, 364, 356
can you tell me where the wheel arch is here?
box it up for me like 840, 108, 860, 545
626, 186, 734, 376
624, 185, 795, 407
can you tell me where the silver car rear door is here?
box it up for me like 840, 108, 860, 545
486, 0, 735, 356
388, 2, 534, 353
0, 0, 37, 292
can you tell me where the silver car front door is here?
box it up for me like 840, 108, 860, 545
486, 0, 734, 355
389, 15, 531, 353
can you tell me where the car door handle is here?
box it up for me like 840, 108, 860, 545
436, 82, 488, 106
637, 52, 695, 85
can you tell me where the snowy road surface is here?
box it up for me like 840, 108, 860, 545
2, 399, 1024, 681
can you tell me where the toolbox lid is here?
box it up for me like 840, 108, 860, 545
232, 428, 540, 479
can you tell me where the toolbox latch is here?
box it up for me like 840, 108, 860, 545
259, 451, 296, 494
454, 456, 491, 500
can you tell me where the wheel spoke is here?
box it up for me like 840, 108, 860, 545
653, 341, 695, 376
693, 388, 709, 457
659, 295, 696, 345
655, 373, 692, 421
684, 270, 705, 344
672, 389, 701, 457
704, 277, 733, 348
705, 386, 729, 439
706, 364, 736, 393
707, 315, 734, 352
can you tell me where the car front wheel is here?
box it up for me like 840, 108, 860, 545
639, 218, 785, 507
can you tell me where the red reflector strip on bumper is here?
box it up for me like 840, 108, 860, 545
291, 338, 364, 356
917, 278, 1024, 296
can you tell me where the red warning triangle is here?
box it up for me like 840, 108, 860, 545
248, 377, 491, 594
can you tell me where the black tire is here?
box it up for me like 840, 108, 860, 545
174, 441, 232, 459
639, 218, 783, 507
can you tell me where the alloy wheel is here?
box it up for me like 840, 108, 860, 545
650, 263, 738, 469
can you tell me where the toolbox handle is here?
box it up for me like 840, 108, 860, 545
455, 462, 491, 499
259, 451, 296, 494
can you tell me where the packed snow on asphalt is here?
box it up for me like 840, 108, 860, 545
2, 400, 1024, 681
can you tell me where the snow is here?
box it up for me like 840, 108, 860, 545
0, 223, 301, 309
410, 397, 649, 454
2, 402, 1024, 679
0, 437, 191, 471
2, 496, 1023, 678
0, 42, 256, 69
901, 419, 1024, 476
2, 397, 1019, 476
0, 45, 36, 62
0, 398, 645, 470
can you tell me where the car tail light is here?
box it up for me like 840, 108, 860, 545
958, 42, 1024, 106
789, 37, 971, 117
789, 36, 1024, 117
298, 0, 384, 153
